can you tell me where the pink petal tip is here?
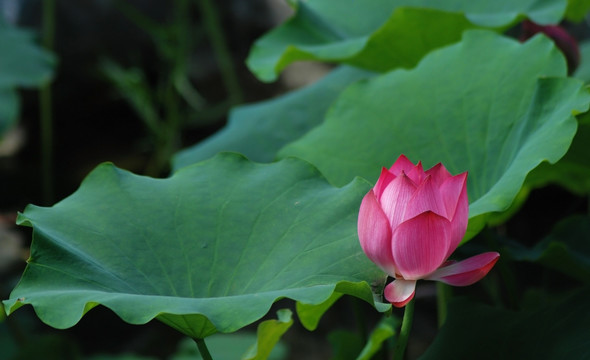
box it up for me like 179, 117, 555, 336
426, 252, 500, 286
384, 279, 416, 308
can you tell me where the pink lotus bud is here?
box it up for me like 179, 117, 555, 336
358, 155, 499, 307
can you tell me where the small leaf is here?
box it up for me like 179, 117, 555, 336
356, 316, 399, 360
100, 59, 159, 134
296, 292, 343, 331
242, 309, 293, 360
4, 153, 387, 339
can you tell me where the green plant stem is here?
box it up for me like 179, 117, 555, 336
196, 0, 243, 104
352, 297, 368, 342
149, 74, 181, 175
173, 0, 205, 111
436, 282, 451, 327
393, 298, 414, 360
483, 228, 516, 308
40, 80, 53, 204
194, 338, 213, 360
40, 0, 55, 204
148, 0, 188, 176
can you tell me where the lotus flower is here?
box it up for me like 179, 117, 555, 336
358, 155, 499, 307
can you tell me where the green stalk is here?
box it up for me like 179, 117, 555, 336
40, 0, 56, 204
484, 228, 515, 308
196, 0, 243, 104
194, 338, 213, 360
436, 282, 452, 327
352, 297, 368, 342
144, 0, 187, 176
151, 73, 180, 175
393, 298, 414, 360
159, 0, 188, 174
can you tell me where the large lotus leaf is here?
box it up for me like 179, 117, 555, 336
279, 30, 590, 224
172, 66, 374, 170
246, 0, 567, 82
525, 112, 590, 194
419, 286, 590, 359
506, 215, 590, 283
3, 153, 388, 339
0, 25, 55, 88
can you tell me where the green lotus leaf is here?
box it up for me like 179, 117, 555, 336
279, 31, 590, 232
247, 0, 567, 82
172, 66, 374, 169
3, 153, 387, 339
